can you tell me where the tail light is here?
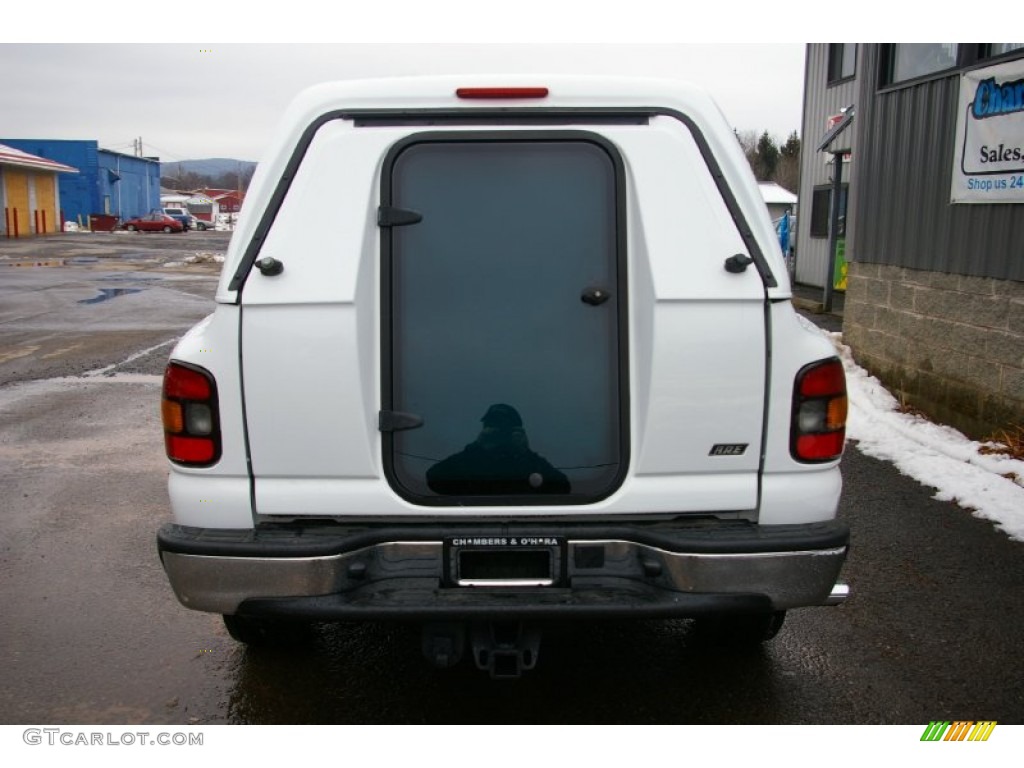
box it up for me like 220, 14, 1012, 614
791, 358, 847, 463
162, 362, 221, 466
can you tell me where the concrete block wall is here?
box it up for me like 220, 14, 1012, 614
843, 262, 1024, 439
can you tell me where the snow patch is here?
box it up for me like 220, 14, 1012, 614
161, 252, 224, 268
827, 331, 1024, 542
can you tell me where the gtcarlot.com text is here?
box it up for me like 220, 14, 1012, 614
23, 729, 203, 746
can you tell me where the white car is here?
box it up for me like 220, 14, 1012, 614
157, 76, 849, 677
161, 207, 192, 230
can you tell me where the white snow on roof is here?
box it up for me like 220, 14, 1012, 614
829, 332, 1024, 542
0, 143, 78, 173
758, 181, 797, 205
160, 194, 191, 205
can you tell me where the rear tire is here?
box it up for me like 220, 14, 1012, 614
162, 225, 173, 233
222, 614, 312, 646
125, 224, 136, 231
692, 611, 786, 647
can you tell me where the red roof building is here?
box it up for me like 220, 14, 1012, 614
197, 188, 244, 213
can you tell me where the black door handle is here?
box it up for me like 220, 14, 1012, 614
255, 257, 284, 277
581, 287, 611, 306
724, 253, 753, 274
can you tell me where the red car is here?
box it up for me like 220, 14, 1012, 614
122, 213, 184, 233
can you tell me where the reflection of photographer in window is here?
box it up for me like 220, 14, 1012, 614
426, 404, 570, 496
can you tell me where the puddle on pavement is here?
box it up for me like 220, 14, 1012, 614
78, 288, 146, 305
99, 274, 163, 283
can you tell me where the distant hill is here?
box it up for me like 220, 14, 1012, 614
161, 158, 257, 179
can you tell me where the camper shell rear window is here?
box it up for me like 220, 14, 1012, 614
379, 132, 629, 506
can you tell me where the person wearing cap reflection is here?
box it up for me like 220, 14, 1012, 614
426, 404, 570, 495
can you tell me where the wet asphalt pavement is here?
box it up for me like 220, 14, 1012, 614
0, 233, 1022, 724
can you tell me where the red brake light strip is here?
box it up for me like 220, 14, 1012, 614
456, 87, 549, 99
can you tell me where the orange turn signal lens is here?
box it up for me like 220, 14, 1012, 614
827, 396, 848, 430
161, 400, 184, 434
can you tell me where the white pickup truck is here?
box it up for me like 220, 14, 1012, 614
157, 76, 849, 677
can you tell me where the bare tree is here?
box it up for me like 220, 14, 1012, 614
735, 129, 759, 171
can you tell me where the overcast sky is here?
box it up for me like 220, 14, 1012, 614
2, 1, 999, 164
0, 43, 806, 163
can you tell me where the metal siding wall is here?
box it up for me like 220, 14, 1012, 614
85, 146, 100, 217
54, 175, 61, 230
149, 171, 160, 217
796, 45, 859, 288
36, 174, 57, 233
27, 174, 37, 232
852, 46, 1024, 281
98, 152, 115, 216
98, 151, 160, 220
5, 170, 30, 234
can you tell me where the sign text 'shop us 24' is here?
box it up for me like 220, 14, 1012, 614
952, 58, 1024, 204
920, 721, 997, 741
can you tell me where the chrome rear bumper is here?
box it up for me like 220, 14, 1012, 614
159, 522, 850, 618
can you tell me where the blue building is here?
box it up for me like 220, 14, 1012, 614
0, 139, 160, 226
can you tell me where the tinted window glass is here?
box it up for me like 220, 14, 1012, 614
991, 43, 1024, 56
810, 187, 830, 238
810, 184, 847, 239
892, 43, 958, 83
828, 43, 856, 83
385, 139, 625, 504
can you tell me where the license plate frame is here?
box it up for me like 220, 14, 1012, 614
444, 536, 567, 587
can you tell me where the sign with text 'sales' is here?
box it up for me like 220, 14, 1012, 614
952, 59, 1024, 203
